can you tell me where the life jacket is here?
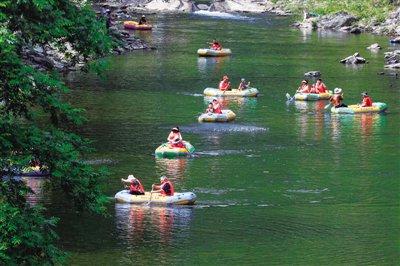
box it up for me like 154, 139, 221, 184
219, 80, 230, 91
130, 179, 145, 194
160, 180, 174, 196
316, 83, 327, 93
362, 96, 372, 107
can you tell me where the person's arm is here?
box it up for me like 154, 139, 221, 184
167, 132, 173, 142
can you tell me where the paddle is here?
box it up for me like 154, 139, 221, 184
286, 92, 295, 102
324, 102, 332, 111
147, 191, 153, 205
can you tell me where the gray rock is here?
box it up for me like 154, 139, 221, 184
367, 43, 381, 50
390, 36, 400, 43
304, 71, 321, 77
318, 12, 357, 29
340, 52, 367, 64
197, 4, 209, 10
350, 27, 362, 34
384, 63, 400, 69
384, 50, 400, 64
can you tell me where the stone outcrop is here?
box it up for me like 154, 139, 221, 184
317, 12, 357, 29
367, 43, 381, 50
340, 52, 367, 64
384, 50, 400, 68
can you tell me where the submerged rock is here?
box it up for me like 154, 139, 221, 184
340, 52, 367, 64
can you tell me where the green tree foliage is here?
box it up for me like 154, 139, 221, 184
1, 0, 113, 263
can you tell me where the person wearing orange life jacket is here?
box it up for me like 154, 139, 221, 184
121, 175, 145, 195
330, 88, 347, 108
167, 127, 185, 148
212, 98, 222, 114
205, 102, 214, 114
360, 92, 373, 107
152, 176, 175, 196
314, 78, 328, 94
219, 75, 231, 91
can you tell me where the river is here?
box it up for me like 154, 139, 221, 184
36, 11, 400, 264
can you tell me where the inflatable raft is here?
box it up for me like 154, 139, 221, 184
155, 141, 195, 158
198, 110, 236, 122
331, 102, 388, 114
197, 48, 232, 57
294, 91, 332, 101
123, 21, 152, 30
203, 87, 259, 97
115, 190, 197, 205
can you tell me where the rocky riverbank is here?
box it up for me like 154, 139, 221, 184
293, 7, 400, 37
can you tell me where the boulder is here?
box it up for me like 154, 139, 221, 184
390, 36, 400, 43
197, 4, 209, 10
304, 71, 321, 77
350, 27, 362, 34
318, 12, 357, 29
384, 50, 400, 64
367, 43, 381, 50
384, 63, 400, 69
340, 52, 367, 64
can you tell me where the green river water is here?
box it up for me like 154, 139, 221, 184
33, 12, 400, 265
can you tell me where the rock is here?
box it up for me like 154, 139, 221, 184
350, 27, 362, 34
33, 46, 44, 54
390, 36, 400, 43
384, 50, 400, 64
197, 4, 209, 10
318, 12, 357, 29
340, 52, 367, 64
209, 0, 275, 14
367, 43, 381, 50
384, 63, 400, 69
304, 71, 321, 77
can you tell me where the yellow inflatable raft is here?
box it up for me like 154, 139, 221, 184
203, 87, 259, 97
123, 21, 152, 30
197, 48, 232, 57
198, 110, 236, 122
331, 102, 388, 114
155, 141, 195, 158
115, 190, 197, 205
294, 91, 332, 101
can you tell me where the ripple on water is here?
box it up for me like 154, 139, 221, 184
180, 123, 268, 134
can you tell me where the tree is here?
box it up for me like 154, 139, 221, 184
0, 0, 114, 263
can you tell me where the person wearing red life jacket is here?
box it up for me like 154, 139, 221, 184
121, 175, 145, 195
314, 78, 328, 94
360, 92, 373, 107
330, 88, 347, 108
209, 40, 222, 50
167, 127, 185, 148
219, 75, 231, 91
152, 176, 175, 196
212, 98, 222, 114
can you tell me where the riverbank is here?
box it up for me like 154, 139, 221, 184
276, 0, 400, 36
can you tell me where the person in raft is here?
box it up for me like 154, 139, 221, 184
237, 78, 250, 91
330, 88, 347, 108
297, 80, 311, 93
219, 75, 231, 91
205, 102, 214, 114
152, 175, 175, 196
209, 40, 222, 50
121, 175, 145, 195
360, 92, 373, 107
138, 15, 147, 25
313, 78, 328, 94
212, 98, 222, 114
167, 127, 185, 148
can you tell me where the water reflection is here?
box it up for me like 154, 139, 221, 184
197, 56, 230, 74
155, 158, 189, 179
114, 204, 194, 246
203, 96, 258, 109
294, 101, 327, 140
